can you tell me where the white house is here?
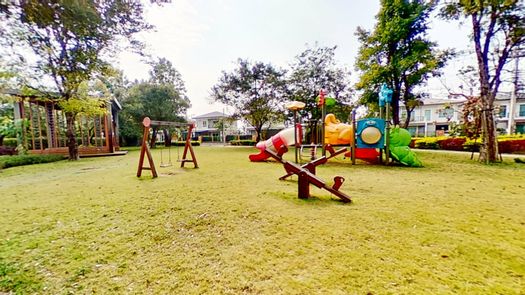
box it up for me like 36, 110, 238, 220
402, 92, 525, 136
192, 111, 238, 141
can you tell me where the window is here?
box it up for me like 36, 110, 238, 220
517, 124, 525, 134
202, 121, 207, 127
424, 110, 431, 121
498, 105, 507, 118
519, 105, 525, 117
438, 108, 454, 119
400, 110, 407, 119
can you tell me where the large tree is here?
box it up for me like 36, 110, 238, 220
440, 0, 525, 163
119, 58, 190, 147
1, 1, 156, 160
211, 59, 287, 142
288, 45, 353, 121
355, 0, 450, 128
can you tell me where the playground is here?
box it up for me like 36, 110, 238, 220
1, 146, 524, 294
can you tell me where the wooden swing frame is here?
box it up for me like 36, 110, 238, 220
137, 117, 198, 178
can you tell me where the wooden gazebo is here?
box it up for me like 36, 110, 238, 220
7, 90, 123, 156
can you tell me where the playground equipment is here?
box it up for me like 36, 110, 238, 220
137, 117, 198, 178
249, 84, 422, 167
249, 124, 302, 162
389, 126, 423, 167
265, 146, 351, 203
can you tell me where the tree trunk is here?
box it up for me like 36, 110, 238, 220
150, 127, 157, 148
255, 127, 262, 142
0, 135, 4, 146
65, 112, 79, 160
391, 90, 400, 125
163, 129, 171, 147
403, 106, 412, 129
479, 96, 498, 163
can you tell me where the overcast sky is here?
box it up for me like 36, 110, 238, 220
116, 0, 475, 118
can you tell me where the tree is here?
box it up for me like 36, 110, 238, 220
211, 59, 286, 141
440, 0, 525, 163
1, 1, 156, 160
211, 59, 287, 142
125, 82, 190, 147
0, 103, 15, 146
355, 0, 451, 128
118, 58, 190, 147
288, 45, 353, 121
149, 58, 188, 99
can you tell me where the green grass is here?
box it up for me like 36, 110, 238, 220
0, 147, 524, 294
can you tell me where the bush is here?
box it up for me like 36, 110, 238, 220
2, 138, 17, 147
463, 139, 480, 152
0, 154, 66, 169
0, 146, 17, 155
498, 139, 525, 154
230, 140, 256, 146
171, 141, 200, 146
225, 135, 253, 142
200, 136, 222, 142
414, 137, 441, 149
437, 137, 466, 151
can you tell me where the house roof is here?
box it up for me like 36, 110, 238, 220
192, 111, 228, 119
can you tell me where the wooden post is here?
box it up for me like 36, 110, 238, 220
298, 171, 310, 199
137, 117, 158, 178
180, 123, 198, 168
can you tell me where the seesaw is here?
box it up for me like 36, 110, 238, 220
264, 145, 351, 203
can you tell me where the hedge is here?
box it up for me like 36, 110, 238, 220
171, 141, 201, 146
2, 138, 17, 147
230, 140, 256, 146
414, 135, 525, 154
0, 154, 66, 169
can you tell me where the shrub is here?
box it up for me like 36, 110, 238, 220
225, 135, 253, 142
0, 146, 17, 155
230, 140, 256, 146
463, 138, 480, 152
171, 141, 200, 146
414, 137, 441, 149
2, 138, 17, 147
498, 139, 525, 154
437, 137, 466, 151
0, 154, 66, 169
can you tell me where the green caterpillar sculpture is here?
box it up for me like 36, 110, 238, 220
389, 127, 423, 167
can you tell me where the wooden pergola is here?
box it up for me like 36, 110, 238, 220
7, 90, 123, 156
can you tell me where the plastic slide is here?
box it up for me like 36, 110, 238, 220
388, 127, 423, 167
249, 125, 302, 162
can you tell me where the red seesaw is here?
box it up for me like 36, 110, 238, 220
264, 145, 351, 203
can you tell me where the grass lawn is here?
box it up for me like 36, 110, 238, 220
1, 146, 524, 294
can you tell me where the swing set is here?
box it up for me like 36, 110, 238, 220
137, 117, 198, 178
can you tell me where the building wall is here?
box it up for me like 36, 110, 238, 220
402, 97, 525, 136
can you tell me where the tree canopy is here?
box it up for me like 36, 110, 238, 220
288, 45, 353, 121
1, 1, 155, 159
211, 59, 287, 142
355, 0, 451, 127
118, 58, 190, 146
440, 0, 525, 163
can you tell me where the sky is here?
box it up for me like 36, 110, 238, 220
116, 0, 475, 119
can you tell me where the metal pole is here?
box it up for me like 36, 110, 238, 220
351, 110, 356, 165
294, 110, 299, 163
385, 102, 390, 165
321, 101, 326, 157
